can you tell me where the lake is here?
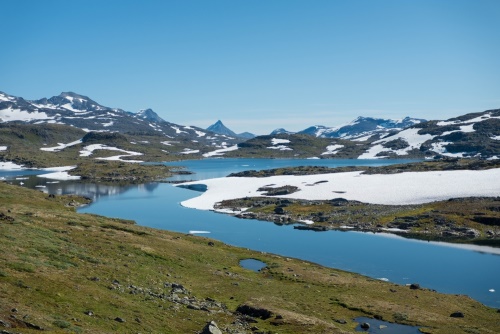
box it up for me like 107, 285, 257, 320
2, 158, 499, 308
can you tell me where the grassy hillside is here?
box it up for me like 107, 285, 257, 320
0, 182, 498, 333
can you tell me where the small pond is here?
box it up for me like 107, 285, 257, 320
354, 317, 422, 333
239, 259, 267, 272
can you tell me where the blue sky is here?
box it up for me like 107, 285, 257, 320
1, 0, 499, 134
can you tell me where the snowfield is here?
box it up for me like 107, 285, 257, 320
358, 128, 434, 159
79, 144, 143, 162
177, 168, 500, 211
40, 139, 83, 152
0, 107, 52, 122
203, 145, 239, 157
37, 166, 81, 180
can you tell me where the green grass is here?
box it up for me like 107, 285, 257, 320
0, 182, 499, 333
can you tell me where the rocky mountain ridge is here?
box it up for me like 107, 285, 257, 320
0, 91, 240, 149
275, 116, 426, 140
1, 90, 499, 161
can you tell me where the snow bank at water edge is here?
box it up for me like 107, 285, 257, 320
37, 166, 81, 180
0, 161, 25, 170
177, 168, 500, 210
79, 144, 143, 162
203, 145, 239, 157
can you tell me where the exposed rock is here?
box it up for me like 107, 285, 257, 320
257, 185, 299, 196
409, 283, 420, 290
360, 322, 370, 329
450, 311, 465, 318
236, 304, 273, 320
200, 321, 222, 334
274, 207, 285, 214
114, 317, 125, 323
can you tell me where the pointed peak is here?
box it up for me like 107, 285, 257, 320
136, 108, 165, 123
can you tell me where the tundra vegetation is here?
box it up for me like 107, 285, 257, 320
0, 182, 499, 333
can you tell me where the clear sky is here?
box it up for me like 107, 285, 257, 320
1, 0, 499, 134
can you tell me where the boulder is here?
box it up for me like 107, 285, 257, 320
236, 304, 273, 320
360, 322, 370, 329
450, 311, 464, 318
200, 321, 222, 334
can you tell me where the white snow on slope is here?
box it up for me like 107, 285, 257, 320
40, 139, 82, 152
437, 113, 500, 126
79, 144, 143, 162
321, 144, 344, 155
0, 146, 7, 151
180, 149, 200, 155
0, 94, 13, 102
441, 124, 476, 136
271, 138, 290, 145
171, 126, 188, 134
267, 145, 293, 151
0, 108, 51, 122
177, 168, 500, 211
359, 128, 434, 159
203, 145, 239, 157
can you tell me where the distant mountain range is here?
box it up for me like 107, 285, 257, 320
0, 91, 241, 149
239, 109, 499, 159
1, 90, 499, 161
271, 116, 426, 141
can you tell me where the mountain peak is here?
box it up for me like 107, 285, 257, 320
206, 120, 255, 139
136, 108, 165, 123
207, 120, 237, 137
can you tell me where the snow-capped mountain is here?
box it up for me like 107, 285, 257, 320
0, 91, 240, 148
206, 120, 255, 139
136, 108, 166, 123
357, 109, 500, 159
270, 128, 293, 135
297, 116, 426, 140
234, 109, 499, 160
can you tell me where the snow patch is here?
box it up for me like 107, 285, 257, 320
0, 146, 7, 151
40, 139, 82, 152
437, 113, 500, 126
171, 126, 188, 134
359, 128, 434, 159
79, 144, 143, 162
0, 161, 24, 170
267, 145, 293, 151
180, 149, 200, 155
271, 138, 291, 145
38, 166, 80, 180
177, 169, 500, 210
0, 107, 51, 122
321, 144, 344, 155
203, 145, 239, 157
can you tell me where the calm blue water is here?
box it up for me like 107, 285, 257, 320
2, 158, 499, 308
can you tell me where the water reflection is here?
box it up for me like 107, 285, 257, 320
1, 173, 159, 201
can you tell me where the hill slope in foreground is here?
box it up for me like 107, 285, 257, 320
0, 182, 498, 333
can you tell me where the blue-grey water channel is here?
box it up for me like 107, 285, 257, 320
2, 158, 499, 308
